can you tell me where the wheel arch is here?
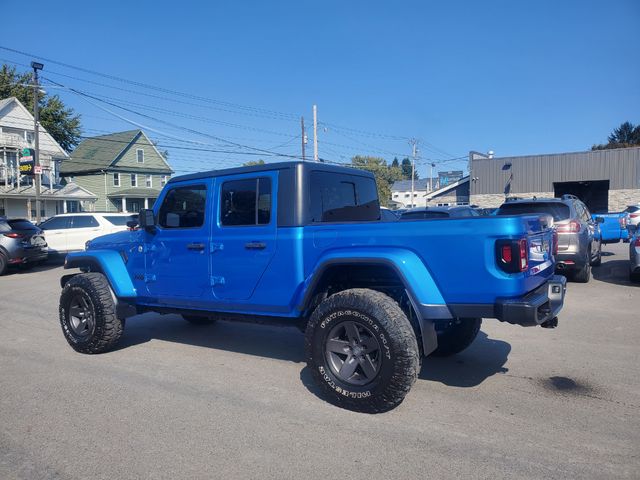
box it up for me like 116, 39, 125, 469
299, 250, 449, 356
63, 250, 137, 300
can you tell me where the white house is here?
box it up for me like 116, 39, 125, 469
0, 97, 96, 219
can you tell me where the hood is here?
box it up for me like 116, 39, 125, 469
87, 230, 139, 250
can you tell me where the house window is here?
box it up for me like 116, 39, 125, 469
113, 173, 120, 187
146, 175, 152, 188
136, 149, 144, 163
25, 131, 34, 144
0, 199, 4, 216
404, 193, 410, 198
161, 175, 168, 187
131, 174, 137, 187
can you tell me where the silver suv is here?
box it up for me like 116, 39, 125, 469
497, 195, 602, 283
0, 217, 48, 275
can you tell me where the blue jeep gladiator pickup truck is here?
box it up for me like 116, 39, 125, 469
59, 161, 566, 412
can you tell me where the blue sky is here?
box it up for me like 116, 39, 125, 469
1, 0, 639, 177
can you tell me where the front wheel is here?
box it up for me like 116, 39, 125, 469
59, 273, 124, 354
430, 318, 482, 357
305, 288, 420, 413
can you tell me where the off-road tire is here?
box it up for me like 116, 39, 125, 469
59, 273, 124, 354
0, 253, 7, 276
182, 314, 217, 325
305, 288, 420, 413
573, 254, 591, 283
430, 318, 482, 357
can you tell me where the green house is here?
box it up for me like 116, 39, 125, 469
60, 130, 173, 212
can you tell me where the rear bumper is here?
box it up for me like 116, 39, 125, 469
555, 252, 587, 271
8, 246, 49, 264
495, 275, 566, 326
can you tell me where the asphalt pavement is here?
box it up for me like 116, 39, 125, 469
1, 242, 638, 479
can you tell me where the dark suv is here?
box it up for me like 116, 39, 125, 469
0, 217, 48, 275
496, 195, 602, 282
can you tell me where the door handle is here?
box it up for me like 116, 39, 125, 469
187, 242, 205, 251
245, 241, 266, 250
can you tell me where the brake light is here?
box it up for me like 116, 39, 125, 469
619, 217, 627, 228
635, 237, 640, 247
519, 238, 528, 271
2, 232, 24, 239
496, 238, 529, 273
630, 213, 639, 219
556, 220, 580, 233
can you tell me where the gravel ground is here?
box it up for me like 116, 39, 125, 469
0, 242, 638, 480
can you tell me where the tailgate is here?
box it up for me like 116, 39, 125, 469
527, 228, 554, 276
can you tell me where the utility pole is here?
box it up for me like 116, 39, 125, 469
312, 104, 319, 162
31, 61, 44, 223
409, 139, 418, 208
301, 116, 306, 161
430, 162, 435, 192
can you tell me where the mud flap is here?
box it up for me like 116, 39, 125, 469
419, 318, 438, 356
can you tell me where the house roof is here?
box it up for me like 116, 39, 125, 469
0, 182, 97, 200
424, 175, 470, 199
391, 178, 436, 192
61, 130, 173, 175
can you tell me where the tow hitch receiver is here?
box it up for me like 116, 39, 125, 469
541, 317, 559, 329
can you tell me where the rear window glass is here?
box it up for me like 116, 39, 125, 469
625, 206, 639, 213
401, 211, 450, 220
310, 171, 379, 222
103, 215, 137, 226
497, 202, 570, 221
7, 219, 36, 230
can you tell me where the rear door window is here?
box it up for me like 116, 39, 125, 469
220, 177, 271, 227
70, 216, 99, 228
310, 171, 379, 222
497, 203, 571, 221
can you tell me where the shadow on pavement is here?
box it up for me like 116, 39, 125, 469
419, 331, 511, 387
4, 257, 65, 276
592, 259, 637, 287
118, 313, 306, 363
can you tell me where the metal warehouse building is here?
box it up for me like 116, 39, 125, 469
469, 146, 640, 212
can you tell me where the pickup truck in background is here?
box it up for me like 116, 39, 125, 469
592, 212, 630, 244
57, 161, 566, 413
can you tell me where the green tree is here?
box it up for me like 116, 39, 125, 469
400, 157, 419, 180
0, 64, 81, 151
351, 155, 404, 207
592, 121, 640, 150
242, 159, 266, 166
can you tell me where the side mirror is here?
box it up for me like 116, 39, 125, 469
138, 209, 156, 232
595, 216, 605, 224
126, 219, 139, 230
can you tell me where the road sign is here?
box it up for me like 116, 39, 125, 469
34, 165, 43, 175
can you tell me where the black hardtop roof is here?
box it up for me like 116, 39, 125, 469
405, 205, 471, 212
168, 161, 374, 184
501, 197, 567, 205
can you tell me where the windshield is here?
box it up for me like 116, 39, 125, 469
497, 202, 571, 221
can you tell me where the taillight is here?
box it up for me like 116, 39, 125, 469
630, 213, 639, 219
552, 230, 559, 256
556, 220, 580, 233
634, 237, 640, 247
3, 232, 24, 239
619, 217, 627, 229
496, 238, 529, 273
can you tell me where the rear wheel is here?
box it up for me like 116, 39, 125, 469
430, 318, 482, 357
59, 273, 124, 354
591, 242, 602, 267
305, 288, 420, 413
573, 251, 591, 283
0, 253, 7, 276
182, 314, 217, 325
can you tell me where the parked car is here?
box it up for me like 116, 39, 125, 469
59, 161, 565, 413
39, 213, 138, 255
473, 207, 498, 216
399, 205, 479, 220
379, 207, 399, 221
496, 195, 601, 282
592, 211, 630, 244
624, 205, 640, 232
0, 217, 48, 275
629, 228, 640, 283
